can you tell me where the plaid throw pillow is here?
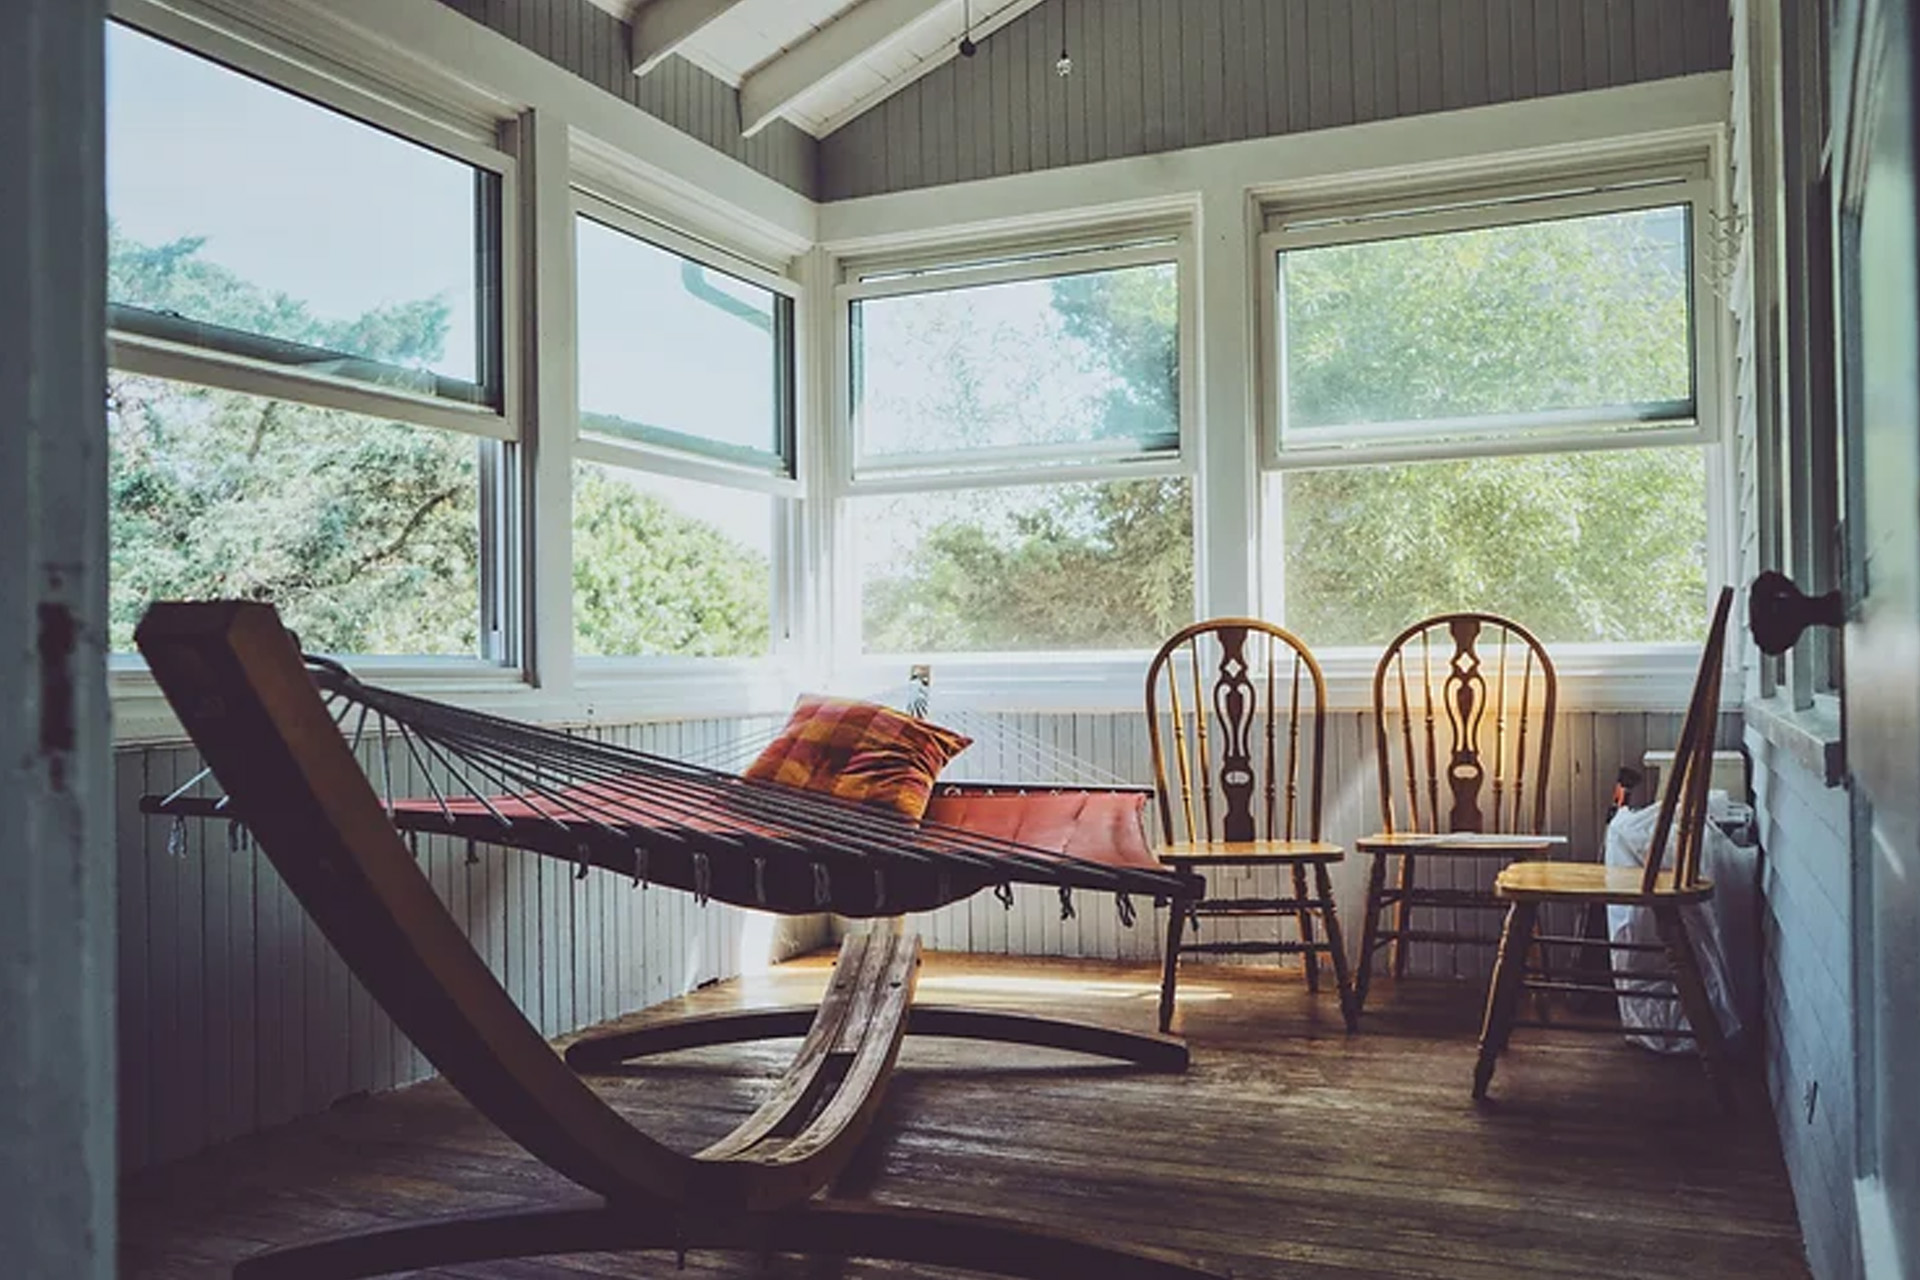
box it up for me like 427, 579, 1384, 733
745, 695, 972, 820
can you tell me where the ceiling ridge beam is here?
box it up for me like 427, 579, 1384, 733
632, 0, 751, 78
739, 0, 945, 138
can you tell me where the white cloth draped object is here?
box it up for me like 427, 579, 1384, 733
1602, 798, 1758, 1053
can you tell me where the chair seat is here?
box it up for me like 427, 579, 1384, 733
1494, 860, 1714, 904
1355, 832, 1565, 858
1158, 839, 1343, 866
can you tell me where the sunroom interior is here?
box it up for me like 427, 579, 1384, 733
5, 0, 1907, 1277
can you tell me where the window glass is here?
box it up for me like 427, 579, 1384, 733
1277, 447, 1708, 646
106, 24, 497, 405
109, 374, 483, 655
854, 478, 1193, 653
1280, 205, 1692, 447
851, 260, 1179, 466
575, 216, 790, 469
572, 463, 775, 659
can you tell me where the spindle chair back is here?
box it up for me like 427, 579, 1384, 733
1145, 618, 1327, 847
1143, 619, 1355, 1033
1372, 613, 1558, 839
1354, 613, 1562, 1010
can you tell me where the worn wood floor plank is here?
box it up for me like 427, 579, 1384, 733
121, 953, 1808, 1280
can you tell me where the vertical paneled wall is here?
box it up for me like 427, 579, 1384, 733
1747, 735, 1854, 1280
901, 707, 1744, 987
117, 703, 1735, 1174
114, 715, 819, 1175
820, 0, 1733, 199
434, 0, 818, 196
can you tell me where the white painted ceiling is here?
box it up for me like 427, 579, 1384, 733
585, 0, 1051, 138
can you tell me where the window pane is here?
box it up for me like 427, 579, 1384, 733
852, 261, 1179, 464
1278, 448, 1708, 645
106, 24, 496, 404
573, 463, 774, 658
1282, 206, 1692, 442
109, 374, 483, 655
855, 478, 1193, 653
576, 217, 789, 469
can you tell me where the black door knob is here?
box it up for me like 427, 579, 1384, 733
1748, 570, 1844, 656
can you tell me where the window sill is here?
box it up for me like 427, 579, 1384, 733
111, 657, 802, 747
1743, 692, 1845, 788
845, 645, 1722, 715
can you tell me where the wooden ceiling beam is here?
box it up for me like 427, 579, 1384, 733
631, 0, 751, 77
739, 0, 943, 137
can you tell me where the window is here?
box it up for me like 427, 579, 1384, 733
1263, 175, 1719, 648
572, 195, 798, 662
105, 21, 512, 660
575, 207, 794, 473
837, 237, 1193, 655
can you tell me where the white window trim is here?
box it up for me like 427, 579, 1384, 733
104, 21, 1739, 739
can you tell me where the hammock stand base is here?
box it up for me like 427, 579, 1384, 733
134, 601, 1220, 1280
565, 1001, 1189, 1073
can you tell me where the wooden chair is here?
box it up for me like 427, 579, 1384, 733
1145, 618, 1356, 1033
1354, 613, 1562, 1012
1471, 587, 1737, 1112
135, 601, 1224, 1279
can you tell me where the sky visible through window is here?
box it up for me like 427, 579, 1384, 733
106, 23, 481, 381
575, 216, 781, 463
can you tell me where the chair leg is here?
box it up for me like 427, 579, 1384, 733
1310, 863, 1359, 1033
1291, 863, 1320, 992
1355, 853, 1388, 1013
1472, 901, 1537, 1100
1652, 903, 1737, 1115
1157, 898, 1187, 1035
1391, 853, 1418, 979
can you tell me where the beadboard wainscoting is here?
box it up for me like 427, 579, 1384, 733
115, 705, 1736, 1172
897, 708, 1744, 979
114, 715, 807, 1174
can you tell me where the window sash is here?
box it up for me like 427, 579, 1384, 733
105, 15, 517, 439
838, 239, 1189, 481
573, 192, 800, 479
1260, 176, 1719, 468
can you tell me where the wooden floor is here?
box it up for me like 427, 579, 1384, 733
121, 951, 1809, 1280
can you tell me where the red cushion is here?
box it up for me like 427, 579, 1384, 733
743, 695, 972, 820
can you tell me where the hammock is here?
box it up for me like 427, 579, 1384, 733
143, 651, 1191, 922
134, 601, 1220, 1278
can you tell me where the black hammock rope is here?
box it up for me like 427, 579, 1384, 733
143, 654, 1197, 921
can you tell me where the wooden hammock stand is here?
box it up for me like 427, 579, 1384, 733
136, 601, 1223, 1279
